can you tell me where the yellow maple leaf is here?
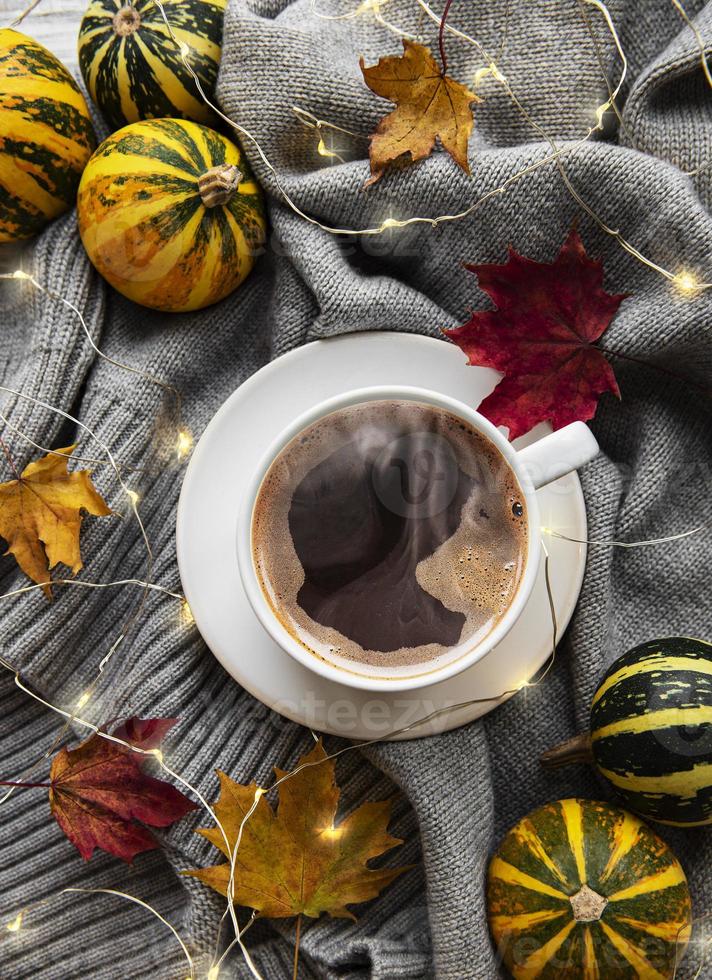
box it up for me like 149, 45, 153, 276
0, 445, 112, 597
186, 740, 411, 919
360, 39, 481, 185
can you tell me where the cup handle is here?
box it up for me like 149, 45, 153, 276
515, 422, 599, 491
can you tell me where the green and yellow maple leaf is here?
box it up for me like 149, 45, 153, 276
186, 740, 411, 919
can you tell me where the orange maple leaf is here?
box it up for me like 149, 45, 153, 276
360, 39, 480, 185
0, 444, 111, 596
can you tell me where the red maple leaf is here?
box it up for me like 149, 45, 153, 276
112, 716, 177, 750
49, 717, 196, 862
445, 227, 626, 439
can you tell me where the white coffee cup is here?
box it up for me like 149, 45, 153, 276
237, 385, 598, 692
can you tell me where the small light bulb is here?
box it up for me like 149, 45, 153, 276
674, 271, 700, 294
321, 824, 343, 840
181, 601, 195, 626
75, 690, 91, 709
381, 217, 402, 230
6, 911, 23, 932
254, 787, 266, 800
12, 269, 30, 280
152, 748, 163, 764
516, 679, 532, 692
178, 41, 190, 58
127, 489, 140, 506
207, 966, 220, 980
176, 429, 193, 459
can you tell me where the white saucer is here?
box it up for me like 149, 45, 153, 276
176, 333, 587, 740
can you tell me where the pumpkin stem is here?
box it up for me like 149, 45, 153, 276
540, 732, 593, 769
113, 5, 141, 36
198, 164, 242, 207
570, 884, 607, 922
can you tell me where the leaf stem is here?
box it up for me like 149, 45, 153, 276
292, 914, 302, 980
598, 346, 712, 400
438, 0, 454, 73
0, 779, 50, 788
0, 435, 21, 480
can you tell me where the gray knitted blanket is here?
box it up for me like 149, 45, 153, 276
1, 0, 711, 977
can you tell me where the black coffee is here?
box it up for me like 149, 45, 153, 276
252, 401, 527, 673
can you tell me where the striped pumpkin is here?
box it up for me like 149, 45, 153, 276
591, 637, 712, 828
0, 29, 95, 242
78, 0, 225, 132
488, 798, 692, 980
77, 118, 265, 312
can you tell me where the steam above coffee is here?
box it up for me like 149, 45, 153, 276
251, 400, 527, 676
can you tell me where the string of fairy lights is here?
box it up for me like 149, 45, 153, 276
150, 0, 712, 291
5, 887, 197, 977
7, 0, 40, 27
0, 383, 707, 978
673, 913, 712, 980
1, 0, 711, 976
671, 0, 712, 89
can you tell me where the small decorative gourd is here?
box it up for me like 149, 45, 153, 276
0, 29, 95, 241
488, 798, 692, 979
542, 637, 712, 827
77, 118, 265, 312
78, 0, 225, 131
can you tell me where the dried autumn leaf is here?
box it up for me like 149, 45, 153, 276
186, 740, 410, 919
112, 716, 177, 750
360, 39, 480, 185
49, 718, 196, 862
0, 444, 111, 596
445, 227, 626, 439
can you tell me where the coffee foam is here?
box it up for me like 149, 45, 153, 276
251, 401, 528, 677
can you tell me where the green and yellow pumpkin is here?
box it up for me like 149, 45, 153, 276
0, 29, 95, 242
488, 798, 692, 979
77, 118, 265, 312
78, 0, 225, 131
542, 637, 712, 827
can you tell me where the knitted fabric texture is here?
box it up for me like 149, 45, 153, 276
0, 0, 711, 977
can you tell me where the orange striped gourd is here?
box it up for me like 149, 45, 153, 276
77, 118, 265, 312
0, 29, 95, 241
